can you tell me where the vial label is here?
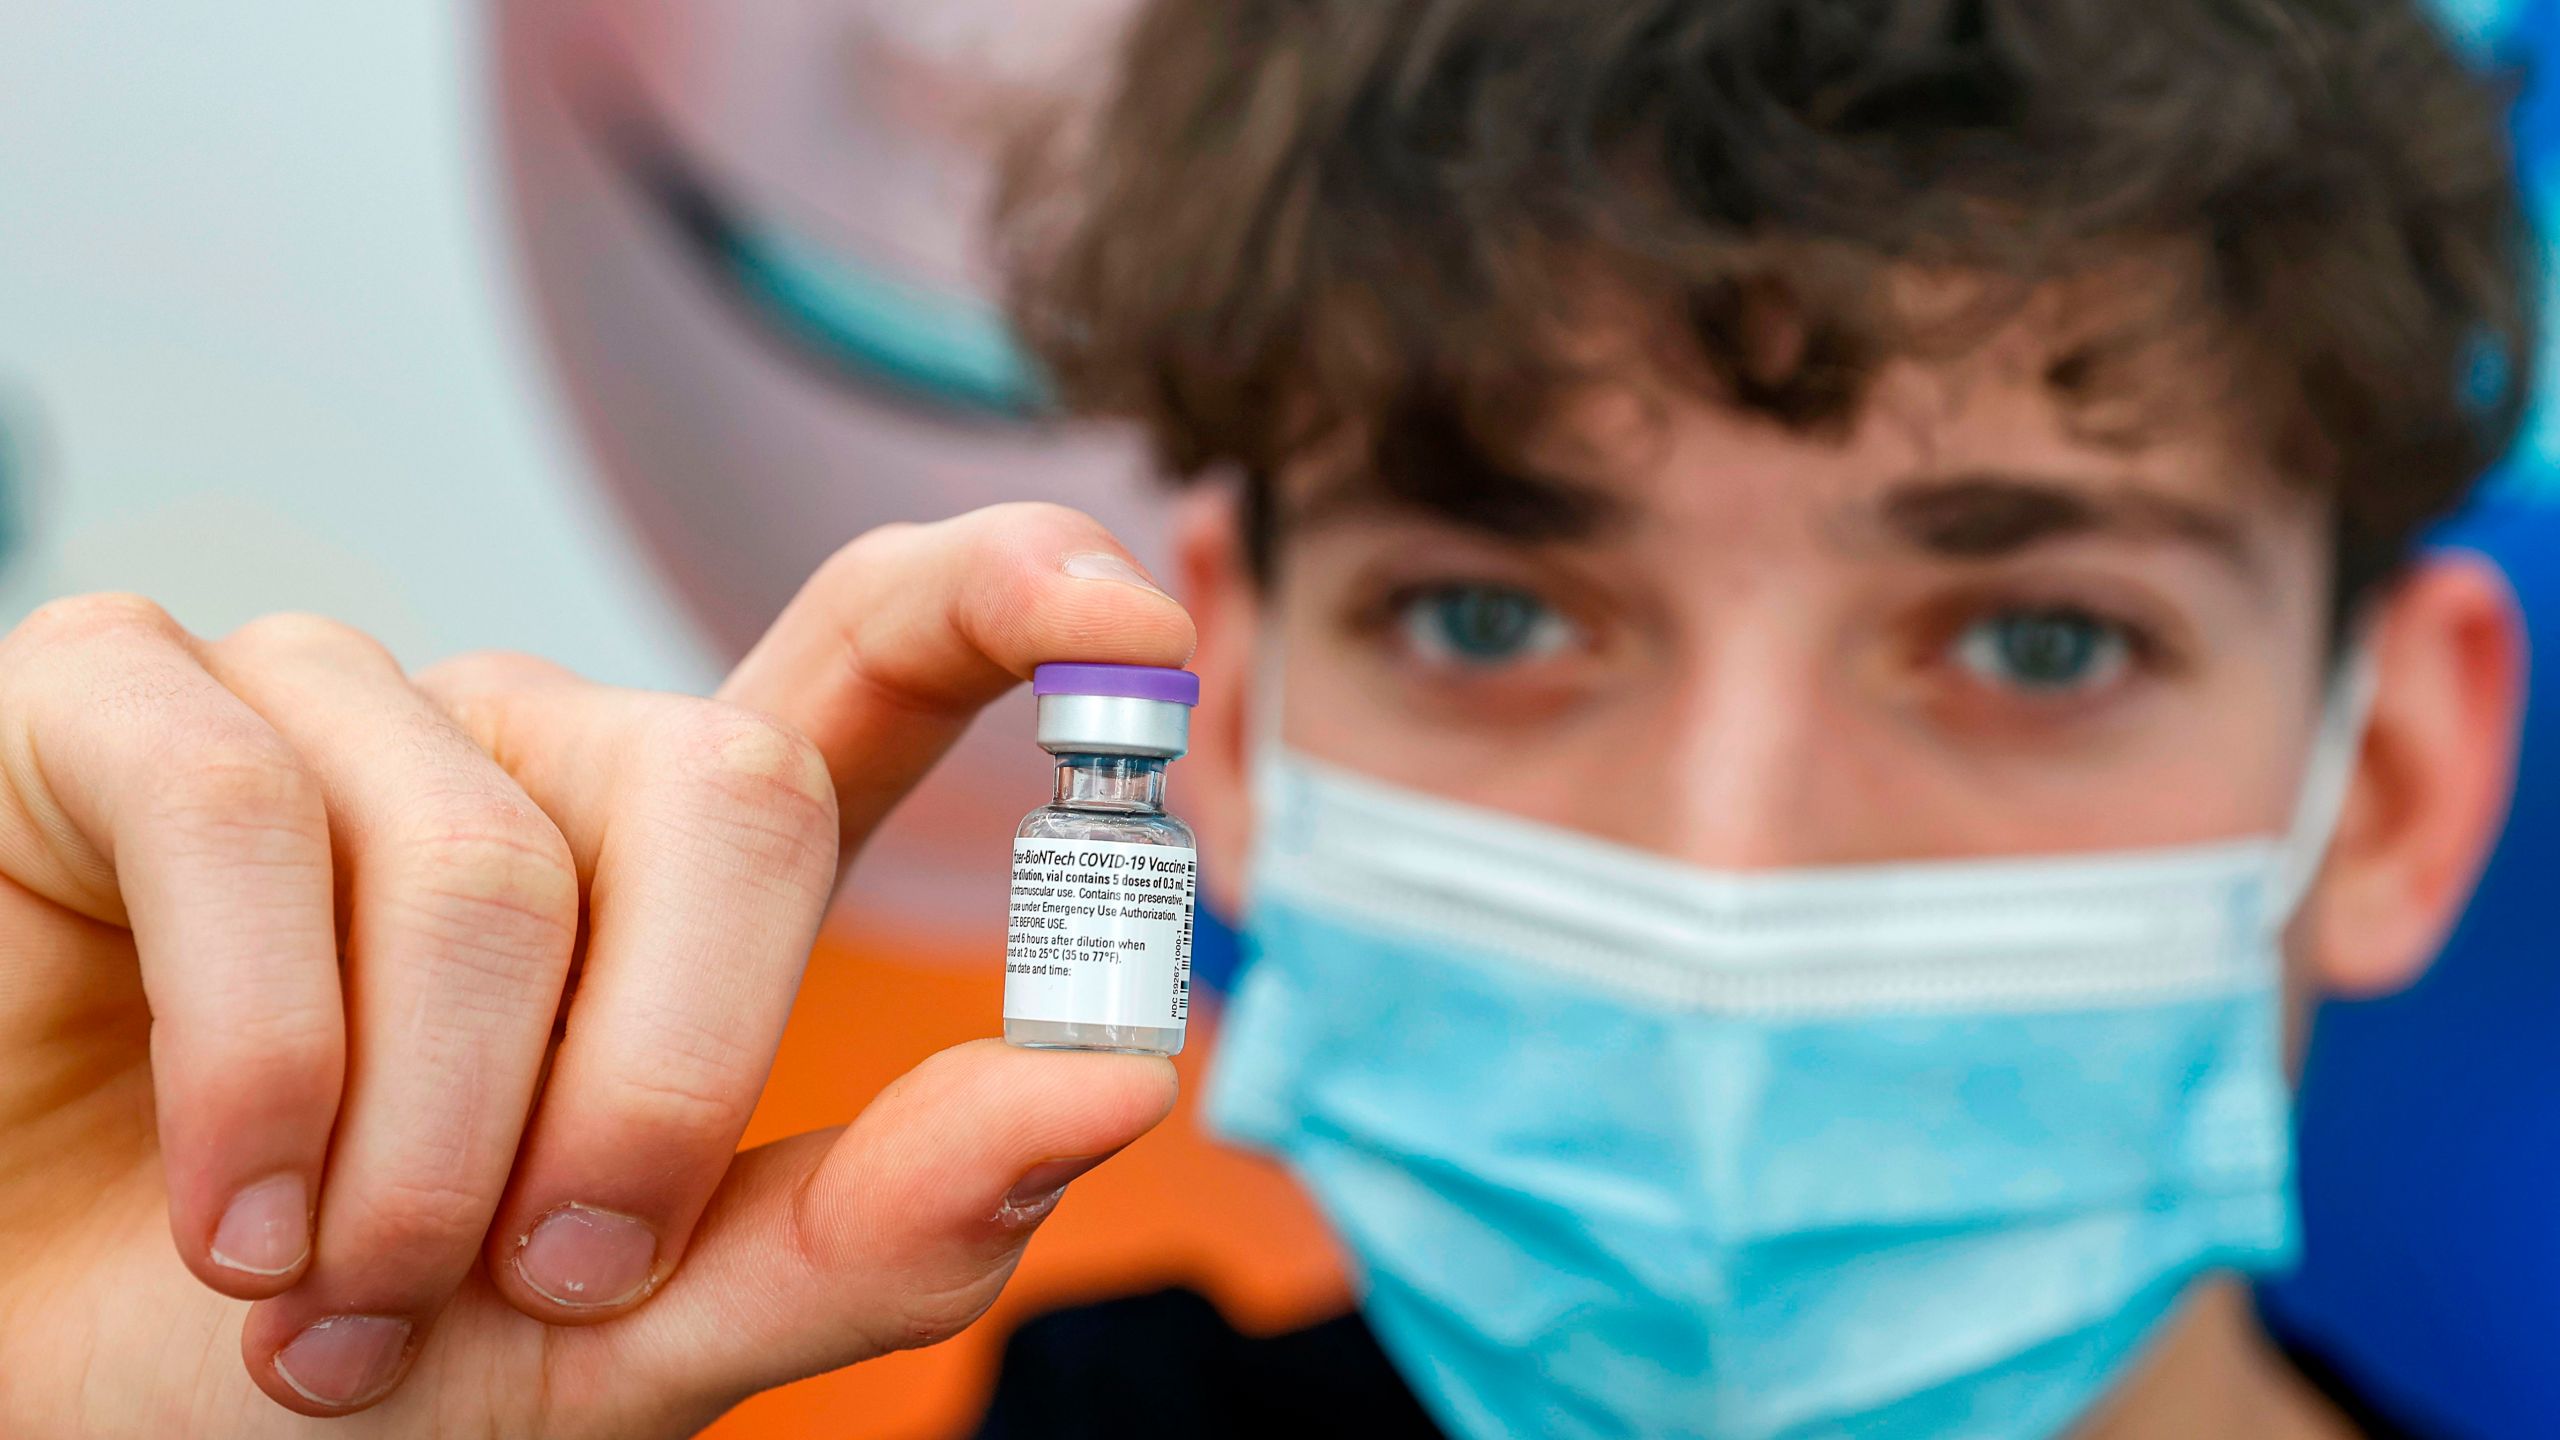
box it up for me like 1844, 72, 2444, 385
1005, 839, 1197, 1029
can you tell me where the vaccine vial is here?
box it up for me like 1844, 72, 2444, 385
1003, 663, 1200, 1056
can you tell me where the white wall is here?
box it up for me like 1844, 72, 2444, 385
0, 1, 713, 690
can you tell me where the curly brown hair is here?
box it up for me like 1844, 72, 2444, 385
1000, 0, 2538, 617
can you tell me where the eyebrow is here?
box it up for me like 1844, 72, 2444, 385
1279, 447, 1633, 548
1874, 472, 2261, 578
1283, 458, 2265, 587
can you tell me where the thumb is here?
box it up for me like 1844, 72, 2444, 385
595, 1040, 1178, 1415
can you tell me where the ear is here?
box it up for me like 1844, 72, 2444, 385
2299, 551, 2526, 997
1168, 482, 1260, 919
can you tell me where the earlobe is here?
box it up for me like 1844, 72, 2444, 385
2300, 553, 2526, 997
1168, 484, 1260, 919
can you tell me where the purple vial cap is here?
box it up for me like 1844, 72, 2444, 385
1031, 662, 1200, 707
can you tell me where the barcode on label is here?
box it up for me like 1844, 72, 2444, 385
1172, 889, 1193, 1020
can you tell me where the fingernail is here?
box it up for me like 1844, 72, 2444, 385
1060, 551, 1169, 597
512, 1203, 660, 1309
211, 1173, 309, 1277
998, 1153, 1112, 1227
273, 1314, 411, 1409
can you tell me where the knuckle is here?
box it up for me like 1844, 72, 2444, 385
176, 1007, 345, 1107
394, 797, 581, 940
221, 612, 392, 669
688, 706, 833, 809
230, 1003, 346, 1078
156, 733, 324, 836
410, 650, 569, 758
597, 1052, 757, 1152
15, 591, 178, 649
970, 500, 1096, 542
656, 706, 839, 861
954, 502, 1096, 575
343, 1171, 496, 1258
808, 522, 920, 597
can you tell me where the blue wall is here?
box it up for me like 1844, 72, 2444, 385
2254, 14, 2560, 1434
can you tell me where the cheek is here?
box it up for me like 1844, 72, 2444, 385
1272, 630, 1713, 854
1866, 634, 2330, 860
1273, 608, 1622, 820
1997, 702, 2305, 846
2010, 599, 2335, 852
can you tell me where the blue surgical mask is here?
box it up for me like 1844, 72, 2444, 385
1206, 673, 2369, 1440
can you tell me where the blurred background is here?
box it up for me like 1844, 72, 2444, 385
0, 1, 2553, 1436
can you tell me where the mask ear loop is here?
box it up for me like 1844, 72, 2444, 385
2268, 637, 2382, 923
1243, 631, 1309, 860
1242, 531, 1304, 803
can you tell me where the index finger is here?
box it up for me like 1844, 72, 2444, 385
715, 502, 1196, 846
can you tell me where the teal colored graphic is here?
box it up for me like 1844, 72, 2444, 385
719, 220, 1051, 419
2450, 0, 2560, 494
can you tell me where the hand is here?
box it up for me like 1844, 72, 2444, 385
0, 504, 1194, 1436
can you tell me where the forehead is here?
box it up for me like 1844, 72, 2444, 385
1267, 266, 2343, 626
1544, 287, 2285, 531
1341, 295, 2309, 572
1288, 258, 2320, 541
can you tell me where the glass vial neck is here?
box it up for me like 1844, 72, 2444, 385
1054, 754, 1168, 812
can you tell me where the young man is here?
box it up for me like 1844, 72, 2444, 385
0, 0, 2532, 1436
973, 4, 2536, 1435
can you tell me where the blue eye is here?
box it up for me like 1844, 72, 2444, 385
1953, 608, 2131, 694
1397, 584, 1577, 667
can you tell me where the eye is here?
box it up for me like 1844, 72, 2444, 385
1394, 583, 1579, 668
1952, 606, 2133, 695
